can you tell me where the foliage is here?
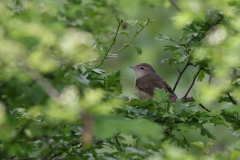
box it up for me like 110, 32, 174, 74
0, 0, 240, 160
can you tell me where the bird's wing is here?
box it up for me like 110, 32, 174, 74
136, 73, 169, 95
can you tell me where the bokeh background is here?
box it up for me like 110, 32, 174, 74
2, 0, 239, 158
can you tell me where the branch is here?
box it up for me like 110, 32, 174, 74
19, 61, 60, 102
112, 23, 149, 54
180, 97, 194, 103
169, 0, 181, 12
95, 21, 122, 68
180, 97, 211, 113
199, 103, 211, 113
173, 58, 190, 92
44, 147, 56, 159
227, 92, 237, 105
201, 14, 223, 40
81, 114, 93, 145
50, 140, 103, 160
51, 152, 63, 160
12, 147, 57, 160
115, 137, 123, 152
183, 68, 202, 98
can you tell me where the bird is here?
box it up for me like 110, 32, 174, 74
130, 63, 177, 102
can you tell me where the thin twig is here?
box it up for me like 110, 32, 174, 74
201, 14, 223, 40
115, 137, 122, 152
227, 92, 237, 105
96, 21, 122, 68
44, 147, 56, 159
208, 75, 213, 84
199, 103, 211, 112
173, 58, 190, 91
11, 147, 60, 160
112, 26, 147, 54
51, 152, 63, 160
180, 97, 211, 112
19, 61, 60, 102
181, 97, 194, 103
183, 68, 202, 98
169, 0, 181, 12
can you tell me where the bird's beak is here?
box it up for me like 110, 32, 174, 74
129, 65, 136, 69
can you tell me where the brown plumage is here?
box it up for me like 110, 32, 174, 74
130, 63, 177, 102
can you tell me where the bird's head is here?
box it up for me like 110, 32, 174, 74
130, 63, 156, 79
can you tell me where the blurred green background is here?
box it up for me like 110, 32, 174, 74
2, 0, 239, 158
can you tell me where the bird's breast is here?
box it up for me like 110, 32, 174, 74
135, 85, 153, 101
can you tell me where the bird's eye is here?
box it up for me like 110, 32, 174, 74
140, 67, 144, 70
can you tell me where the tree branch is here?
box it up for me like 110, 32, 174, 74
112, 22, 149, 54
168, 0, 181, 12
201, 14, 223, 40
115, 137, 123, 152
227, 92, 237, 105
173, 58, 190, 91
183, 68, 202, 98
44, 147, 56, 159
180, 97, 211, 112
95, 21, 122, 68
180, 97, 194, 103
199, 103, 211, 113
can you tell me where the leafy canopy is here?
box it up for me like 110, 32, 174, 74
1, 0, 240, 160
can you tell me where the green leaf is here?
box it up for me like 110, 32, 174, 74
104, 71, 122, 94
218, 96, 231, 103
153, 88, 170, 102
134, 46, 142, 55
92, 68, 105, 74
156, 33, 170, 41
174, 99, 183, 114
134, 137, 141, 149
197, 70, 205, 82
183, 28, 198, 37
126, 19, 138, 27
124, 147, 147, 157
210, 117, 228, 127
164, 45, 180, 51
192, 89, 200, 104
192, 141, 204, 149
94, 115, 163, 140
205, 139, 213, 154
200, 127, 217, 140
172, 51, 189, 63
120, 30, 132, 38
95, 39, 108, 59
156, 33, 177, 43
138, 20, 148, 27
176, 123, 192, 132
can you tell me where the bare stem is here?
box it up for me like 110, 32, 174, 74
181, 97, 194, 103
199, 103, 211, 113
44, 147, 56, 159
183, 68, 202, 98
95, 21, 122, 68
181, 97, 211, 112
201, 14, 223, 40
173, 58, 190, 92
227, 92, 237, 105
169, 0, 181, 12
112, 26, 146, 54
